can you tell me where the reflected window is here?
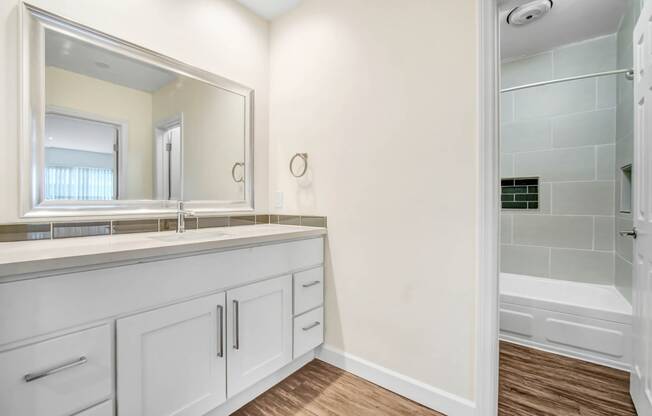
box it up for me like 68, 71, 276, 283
44, 113, 119, 200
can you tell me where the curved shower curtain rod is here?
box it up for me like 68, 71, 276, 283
500, 68, 634, 93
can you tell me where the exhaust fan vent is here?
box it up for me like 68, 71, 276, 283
507, 0, 553, 26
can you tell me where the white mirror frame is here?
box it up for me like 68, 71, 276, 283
19, 3, 255, 218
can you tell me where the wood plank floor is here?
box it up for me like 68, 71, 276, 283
499, 341, 637, 416
233, 342, 637, 416
232, 359, 444, 416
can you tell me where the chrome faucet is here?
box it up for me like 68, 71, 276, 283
176, 201, 195, 233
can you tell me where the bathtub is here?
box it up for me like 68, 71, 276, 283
499, 273, 632, 370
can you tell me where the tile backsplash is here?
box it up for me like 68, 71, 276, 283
0, 214, 327, 243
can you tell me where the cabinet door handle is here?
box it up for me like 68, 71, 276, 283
233, 300, 240, 350
302, 321, 321, 331
302, 280, 321, 288
24, 356, 87, 383
217, 305, 224, 357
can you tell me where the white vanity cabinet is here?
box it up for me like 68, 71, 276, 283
227, 275, 293, 397
0, 233, 325, 416
116, 292, 227, 416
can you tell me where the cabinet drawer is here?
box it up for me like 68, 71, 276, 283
77, 400, 113, 416
0, 325, 112, 416
294, 307, 324, 359
294, 267, 324, 316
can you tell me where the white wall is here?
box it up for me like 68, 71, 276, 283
500, 35, 618, 286
269, 0, 478, 401
0, 0, 269, 222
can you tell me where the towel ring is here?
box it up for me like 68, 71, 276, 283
289, 153, 308, 178
231, 162, 245, 183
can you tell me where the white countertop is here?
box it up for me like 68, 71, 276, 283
0, 224, 326, 280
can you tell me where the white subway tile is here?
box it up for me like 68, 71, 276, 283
615, 255, 632, 303
501, 215, 513, 245
597, 77, 617, 109
501, 119, 552, 153
501, 93, 514, 124
594, 216, 615, 251
502, 52, 553, 89
501, 153, 514, 178
501, 245, 549, 277
513, 215, 594, 249
552, 109, 616, 148
550, 249, 614, 285
551, 182, 614, 215
514, 78, 596, 121
552, 35, 617, 78
514, 147, 595, 182
597, 144, 616, 180
616, 217, 634, 263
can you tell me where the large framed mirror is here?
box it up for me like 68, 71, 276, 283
19, 3, 254, 218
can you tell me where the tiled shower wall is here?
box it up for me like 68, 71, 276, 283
613, 0, 642, 302
500, 35, 618, 285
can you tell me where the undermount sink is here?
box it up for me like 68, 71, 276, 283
149, 230, 230, 243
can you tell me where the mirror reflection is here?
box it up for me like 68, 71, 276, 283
43, 28, 247, 203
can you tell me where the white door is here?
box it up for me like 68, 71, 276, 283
632, 5, 652, 415
227, 275, 293, 397
117, 293, 227, 416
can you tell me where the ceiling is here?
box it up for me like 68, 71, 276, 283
45, 29, 177, 93
499, 0, 630, 59
235, 0, 302, 20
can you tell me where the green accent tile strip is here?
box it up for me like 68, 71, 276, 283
502, 177, 539, 211
300, 216, 327, 228
0, 214, 327, 242
112, 220, 158, 235
198, 216, 229, 229
230, 216, 256, 226
53, 222, 111, 239
0, 223, 51, 242
255, 215, 270, 224
502, 202, 528, 209
515, 194, 538, 202
159, 219, 178, 232
275, 215, 302, 226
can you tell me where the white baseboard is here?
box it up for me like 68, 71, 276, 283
207, 350, 315, 416
317, 344, 476, 416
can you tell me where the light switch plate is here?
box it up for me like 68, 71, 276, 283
274, 191, 284, 209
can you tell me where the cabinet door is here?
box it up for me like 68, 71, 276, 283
227, 275, 293, 397
117, 293, 227, 416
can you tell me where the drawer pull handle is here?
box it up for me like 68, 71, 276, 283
302, 280, 321, 288
24, 356, 87, 383
302, 321, 321, 331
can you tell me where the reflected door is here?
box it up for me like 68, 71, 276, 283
44, 112, 119, 201
155, 121, 182, 200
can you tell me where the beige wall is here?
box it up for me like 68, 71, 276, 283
0, 0, 269, 222
269, 0, 478, 400
46, 66, 154, 199
152, 77, 246, 202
